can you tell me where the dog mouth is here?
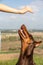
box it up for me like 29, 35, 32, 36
18, 24, 30, 39
20, 28, 26, 38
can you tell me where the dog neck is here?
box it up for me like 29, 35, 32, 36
16, 51, 34, 65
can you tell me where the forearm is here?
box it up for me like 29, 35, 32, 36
0, 4, 33, 14
0, 4, 19, 14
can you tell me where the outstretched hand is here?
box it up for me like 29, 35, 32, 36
0, 4, 33, 14
23, 6, 33, 13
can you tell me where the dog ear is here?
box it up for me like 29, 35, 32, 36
34, 41, 42, 47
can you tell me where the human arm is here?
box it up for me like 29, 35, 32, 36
0, 4, 33, 14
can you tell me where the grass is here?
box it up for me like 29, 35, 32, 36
1, 32, 43, 52
1, 31, 43, 65
0, 51, 16, 54
0, 54, 43, 65
0, 59, 18, 65
34, 54, 43, 65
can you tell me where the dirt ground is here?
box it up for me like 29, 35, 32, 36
0, 49, 43, 61
0, 53, 19, 61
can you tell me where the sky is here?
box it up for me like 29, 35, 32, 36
0, 0, 43, 30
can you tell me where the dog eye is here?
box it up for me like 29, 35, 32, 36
27, 43, 31, 45
28, 41, 34, 44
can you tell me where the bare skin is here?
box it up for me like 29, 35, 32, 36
0, 4, 33, 14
